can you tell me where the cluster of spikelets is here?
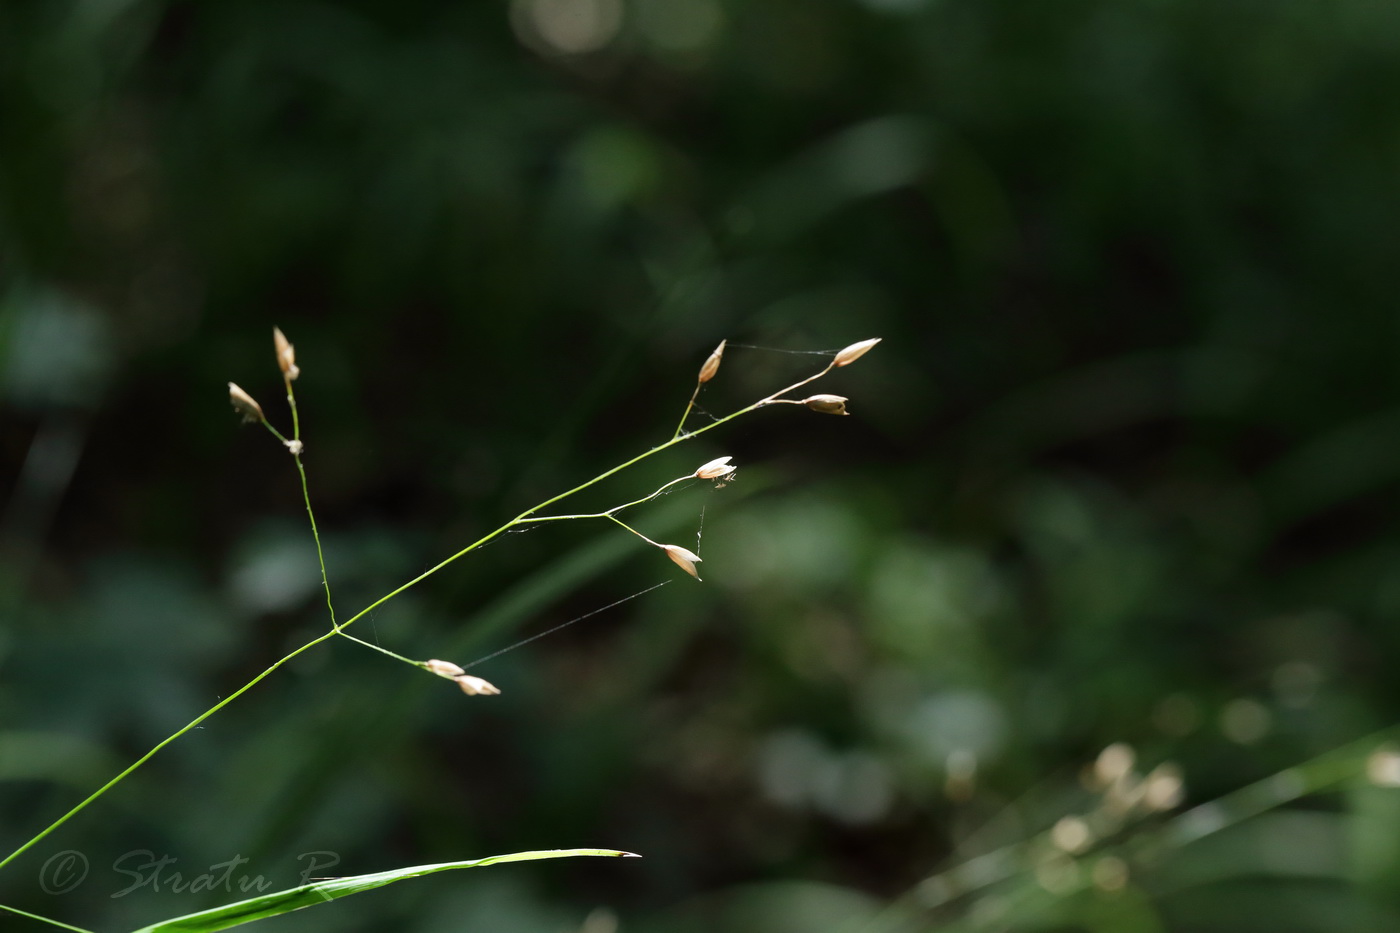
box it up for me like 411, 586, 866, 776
1031, 744, 1185, 895
229, 329, 880, 698
229, 327, 296, 418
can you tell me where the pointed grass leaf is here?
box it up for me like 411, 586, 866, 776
126, 848, 639, 933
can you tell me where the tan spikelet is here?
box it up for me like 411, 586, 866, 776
424, 658, 466, 679
228, 383, 265, 423
802, 394, 849, 415
662, 544, 703, 580
698, 340, 726, 384
833, 337, 881, 367
454, 673, 501, 696
273, 327, 300, 381
694, 456, 736, 480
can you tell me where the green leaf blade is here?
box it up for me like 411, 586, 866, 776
126, 848, 639, 933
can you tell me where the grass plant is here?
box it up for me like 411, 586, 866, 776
0, 329, 881, 932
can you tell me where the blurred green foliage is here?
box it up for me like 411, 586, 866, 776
6, 0, 1400, 930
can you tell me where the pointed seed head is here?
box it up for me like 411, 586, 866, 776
424, 658, 466, 679
454, 673, 501, 696
803, 394, 849, 416
698, 339, 726, 384
833, 337, 881, 367
273, 327, 300, 381
228, 382, 265, 423
662, 544, 704, 580
694, 456, 736, 480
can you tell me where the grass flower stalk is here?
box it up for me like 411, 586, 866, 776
0, 332, 881, 929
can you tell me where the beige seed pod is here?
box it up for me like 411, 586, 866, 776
833, 337, 881, 367
694, 456, 736, 480
698, 339, 726, 384
1142, 762, 1185, 812
424, 658, 466, 679
803, 394, 849, 416
228, 382, 265, 423
1094, 743, 1135, 787
1368, 746, 1400, 787
1050, 816, 1092, 854
662, 544, 704, 580
454, 673, 501, 696
273, 327, 300, 381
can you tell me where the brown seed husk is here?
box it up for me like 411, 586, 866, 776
273, 326, 300, 380
694, 456, 735, 479
424, 658, 466, 679
455, 674, 501, 696
833, 337, 881, 367
698, 340, 726, 384
663, 544, 704, 580
228, 382, 265, 423
803, 394, 849, 415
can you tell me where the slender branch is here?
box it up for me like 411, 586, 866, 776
259, 419, 288, 445
285, 376, 301, 442
328, 401, 751, 635
277, 353, 831, 639
672, 383, 702, 440
294, 455, 337, 631
0, 630, 338, 873
335, 629, 419, 667
520, 476, 693, 524
0, 904, 96, 933
0, 346, 850, 876
604, 514, 661, 547
755, 360, 835, 408
0, 393, 749, 870
285, 382, 337, 631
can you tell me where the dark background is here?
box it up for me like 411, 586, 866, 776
5, 1, 1400, 930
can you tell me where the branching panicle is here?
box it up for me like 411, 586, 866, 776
0, 333, 882, 931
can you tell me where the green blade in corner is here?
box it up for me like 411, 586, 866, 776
127, 848, 639, 933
